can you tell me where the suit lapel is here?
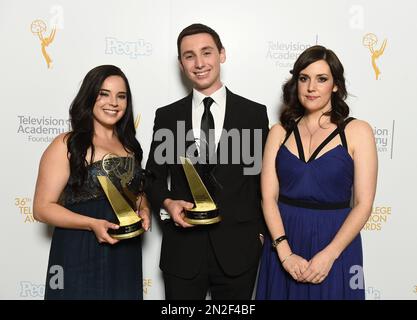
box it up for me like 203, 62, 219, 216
215, 88, 235, 158
181, 93, 195, 152
183, 92, 206, 177
219, 88, 235, 143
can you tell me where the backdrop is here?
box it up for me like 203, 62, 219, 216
1, 0, 416, 300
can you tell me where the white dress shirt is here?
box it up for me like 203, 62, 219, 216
192, 85, 227, 151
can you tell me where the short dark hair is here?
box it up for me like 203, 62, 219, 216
280, 45, 349, 131
177, 23, 223, 59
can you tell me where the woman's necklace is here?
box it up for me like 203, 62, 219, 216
302, 117, 324, 156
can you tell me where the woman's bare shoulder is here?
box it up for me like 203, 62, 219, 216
42, 132, 70, 159
345, 119, 373, 136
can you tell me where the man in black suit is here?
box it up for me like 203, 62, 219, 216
146, 23, 269, 299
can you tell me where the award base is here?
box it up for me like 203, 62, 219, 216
184, 208, 221, 225
108, 221, 145, 240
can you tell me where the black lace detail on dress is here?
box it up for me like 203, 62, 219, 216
59, 157, 148, 206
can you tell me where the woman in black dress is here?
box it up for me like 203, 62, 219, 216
33, 65, 151, 299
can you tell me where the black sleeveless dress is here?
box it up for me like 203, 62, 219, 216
45, 156, 145, 300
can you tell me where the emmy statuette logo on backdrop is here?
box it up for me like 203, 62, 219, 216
30, 19, 56, 69
363, 33, 387, 80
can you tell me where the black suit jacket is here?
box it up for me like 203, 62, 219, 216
146, 88, 269, 278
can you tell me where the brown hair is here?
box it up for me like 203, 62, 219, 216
177, 23, 223, 59
280, 45, 349, 131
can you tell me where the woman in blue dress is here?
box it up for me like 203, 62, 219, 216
33, 65, 151, 299
256, 46, 377, 299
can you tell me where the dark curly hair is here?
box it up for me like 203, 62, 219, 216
65, 65, 143, 191
280, 45, 349, 131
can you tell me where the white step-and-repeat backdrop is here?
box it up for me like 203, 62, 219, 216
1, 0, 416, 299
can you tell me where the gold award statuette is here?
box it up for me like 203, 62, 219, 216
180, 156, 221, 225
97, 154, 144, 240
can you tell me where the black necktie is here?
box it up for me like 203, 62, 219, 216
201, 97, 215, 163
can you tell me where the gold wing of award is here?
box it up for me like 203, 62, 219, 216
97, 154, 144, 239
180, 156, 220, 224
97, 176, 144, 239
